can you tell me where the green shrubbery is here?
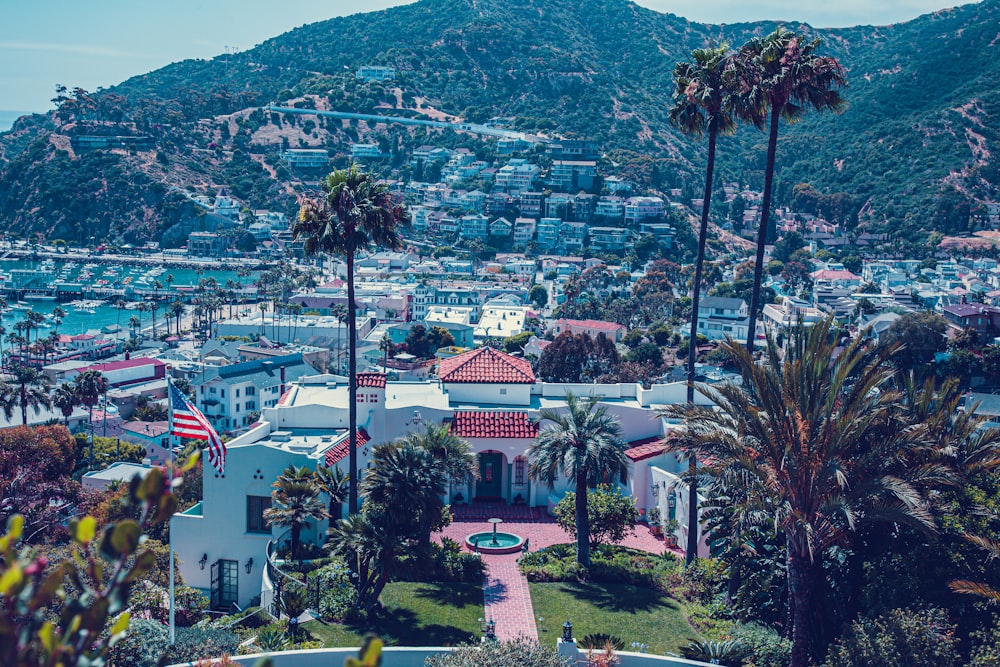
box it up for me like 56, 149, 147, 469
395, 537, 485, 584
424, 638, 571, 667
518, 543, 679, 589
160, 625, 241, 665
312, 559, 358, 622
821, 607, 961, 667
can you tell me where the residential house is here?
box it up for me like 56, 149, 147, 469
512, 218, 537, 249
624, 196, 666, 225
459, 213, 489, 240
196, 354, 314, 432
171, 349, 714, 608
489, 216, 513, 239
589, 227, 632, 253
696, 297, 750, 341
552, 318, 627, 343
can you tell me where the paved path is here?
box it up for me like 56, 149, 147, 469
482, 554, 538, 642
436, 516, 683, 643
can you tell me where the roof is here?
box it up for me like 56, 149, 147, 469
438, 347, 535, 384
356, 372, 387, 389
324, 429, 372, 467
451, 411, 539, 439
699, 296, 746, 310
121, 420, 170, 437
89, 357, 165, 373
944, 304, 995, 318
557, 318, 626, 333
625, 436, 666, 462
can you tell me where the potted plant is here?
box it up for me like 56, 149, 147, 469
453, 492, 465, 505
664, 519, 680, 548
647, 507, 662, 536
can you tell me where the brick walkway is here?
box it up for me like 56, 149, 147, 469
435, 516, 684, 642
482, 554, 538, 641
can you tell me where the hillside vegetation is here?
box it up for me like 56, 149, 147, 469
0, 0, 997, 245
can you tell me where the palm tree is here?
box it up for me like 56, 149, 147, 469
528, 393, 629, 566
669, 44, 744, 565
314, 465, 350, 520
169, 301, 185, 337
392, 424, 477, 556
293, 165, 408, 513
740, 28, 847, 350
8, 363, 51, 426
74, 369, 109, 470
264, 465, 329, 560
128, 315, 141, 340
114, 299, 127, 341
361, 441, 447, 562
659, 318, 943, 667
52, 382, 79, 427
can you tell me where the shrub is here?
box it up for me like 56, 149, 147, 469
821, 607, 960, 667
553, 485, 638, 548
109, 618, 169, 667
424, 638, 571, 667
731, 622, 791, 667
313, 559, 358, 622
161, 626, 241, 665
395, 538, 485, 583
580, 633, 625, 650
680, 639, 750, 666
518, 543, 679, 589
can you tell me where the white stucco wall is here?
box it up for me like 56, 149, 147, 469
445, 382, 532, 406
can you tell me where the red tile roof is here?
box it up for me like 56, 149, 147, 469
356, 372, 387, 389
89, 357, 165, 373
324, 429, 372, 467
624, 436, 666, 462
451, 411, 539, 439
438, 347, 535, 384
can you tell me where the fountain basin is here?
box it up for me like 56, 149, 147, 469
465, 531, 525, 555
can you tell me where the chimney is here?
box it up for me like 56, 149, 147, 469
280, 365, 286, 396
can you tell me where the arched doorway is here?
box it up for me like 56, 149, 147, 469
476, 450, 506, 501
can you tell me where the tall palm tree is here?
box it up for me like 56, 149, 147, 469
293, 165, 408, 513
264, 465, 329, 560
660, 318, 943, 667
8, 363, 51, 426
169, 301, 185, 337
74, 369, 109, 469
741, 28, 847, 350
52, 382, 79, 427
669, 44, 744, 565
528, 393, 629, 566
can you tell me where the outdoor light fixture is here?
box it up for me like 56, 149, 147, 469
562, 619, 573, 642
650, 482, 659, 499
199, 554, 208, 570
244, 557, 254, 574
480, 617, 497, 641
407, 409, 424, 426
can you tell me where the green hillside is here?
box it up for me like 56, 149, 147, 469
0, 0, 996, 245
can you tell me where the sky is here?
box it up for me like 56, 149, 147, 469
0, 0, 974, 118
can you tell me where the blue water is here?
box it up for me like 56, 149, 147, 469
0, 258, 255, 337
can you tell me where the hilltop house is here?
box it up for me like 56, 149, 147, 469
171, 347, 713, 609
695, 297, 750, 341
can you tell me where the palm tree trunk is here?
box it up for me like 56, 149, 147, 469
291, 524, 300, 561
348, 256, 359, 514
787, 549, 819, 667
685, 128, 717, 566
20, 385, 27, 425
575, 471, 590, 566
745, 106, 781, 350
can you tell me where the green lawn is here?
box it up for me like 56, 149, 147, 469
303, 581, 483, 648
529, 582, 700, 655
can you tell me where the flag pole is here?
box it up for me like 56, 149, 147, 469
166, 366, 175, 645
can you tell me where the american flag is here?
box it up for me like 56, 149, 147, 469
169, 382, 226, 474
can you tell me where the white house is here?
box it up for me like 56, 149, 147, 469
696, 297, 750, 341
172, 348, 715, 609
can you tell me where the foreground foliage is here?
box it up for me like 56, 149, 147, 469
424, 638, 570, 667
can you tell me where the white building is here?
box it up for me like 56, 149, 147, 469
494, 160, 541, 195
696, 296, 750, 341
356, 65, 396, 82
624, 196, 666, 225
172, 349, 714, 608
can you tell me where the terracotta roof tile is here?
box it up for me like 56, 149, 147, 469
624, 436, 666, 462
324, 429, 372, 468
438, 347, 535, 384
450, 411, 539, 439
356, 372, 387, 389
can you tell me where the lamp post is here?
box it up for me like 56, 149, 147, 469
562, 620, 573, 643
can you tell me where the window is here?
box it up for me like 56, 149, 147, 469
246, 495, 272, 533
514, 456, 526, 485
236, 389, 240, 398
221, 390, 225, 398
499, 388, 507, 395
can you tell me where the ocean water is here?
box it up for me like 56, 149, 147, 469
0, 258, 256, 337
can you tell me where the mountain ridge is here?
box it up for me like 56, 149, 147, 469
0, 0, 997, 246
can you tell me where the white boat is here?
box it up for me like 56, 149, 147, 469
24, 294, 57, 301
9, 302, 30, 310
